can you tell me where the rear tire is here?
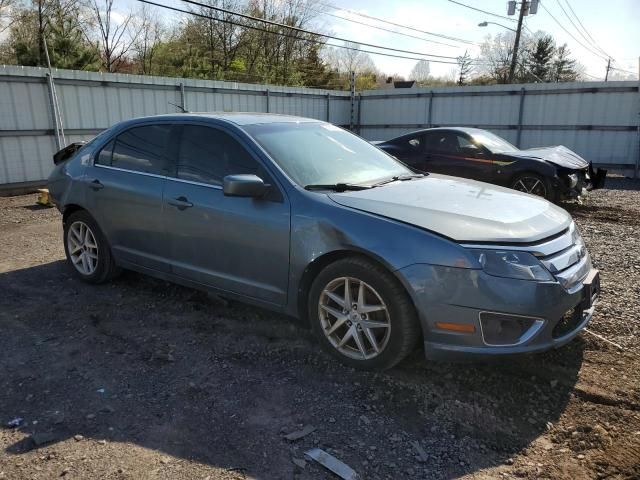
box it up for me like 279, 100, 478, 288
510, 173, 555, 202
308, 256, 420, 370
63, 210, 120, 284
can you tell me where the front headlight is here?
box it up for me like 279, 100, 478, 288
470, 250, 554, 282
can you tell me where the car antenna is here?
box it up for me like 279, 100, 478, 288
168, 102, 189, 113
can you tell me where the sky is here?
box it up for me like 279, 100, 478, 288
126, 0, 639, 81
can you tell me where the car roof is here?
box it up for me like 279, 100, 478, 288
120, 112, 321, 127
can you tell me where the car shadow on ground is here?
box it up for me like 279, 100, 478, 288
1, 260, 585, 478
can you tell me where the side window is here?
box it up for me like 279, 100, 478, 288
96, 140, 115, 166
457, 135, 475, 149
110, 125, 172, 175
406, 134, 424, 150
430, 132, 460, 154
176, 125, 266, 186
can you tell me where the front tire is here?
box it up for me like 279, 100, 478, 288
510, 173, 555, 201
63, 210, 120, 284
308, 257, 420, 370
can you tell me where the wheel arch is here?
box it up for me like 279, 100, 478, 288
62, 204, 87, 224
296, 249, 423, 339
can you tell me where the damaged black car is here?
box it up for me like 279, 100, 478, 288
375, 127, 606, 202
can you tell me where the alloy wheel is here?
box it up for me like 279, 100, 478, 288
318, 277, 391, 360
67, 221, 99, 275
513, 176, 547, 197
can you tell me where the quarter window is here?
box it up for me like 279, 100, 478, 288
110, 125, 172, 175
96, 140, 115, 166
176, 125, 265, 186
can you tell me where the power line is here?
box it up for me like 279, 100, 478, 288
556, 0, 611, 59
562, 0, 612, 58
447, 0, 517, 22
539, 3, 608, 61
317, 1, 479, 46
610, 66, 638, 76
177, 0, 463, 60
309, 6, 460, 49
137, 0, 467, 65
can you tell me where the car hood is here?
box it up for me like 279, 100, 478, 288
507, 145, 589, 170
328, 175, 571, 243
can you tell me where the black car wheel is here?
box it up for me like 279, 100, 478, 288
308, 256, 420, 370
64, 210, 120, 284
510, 173, 554, 201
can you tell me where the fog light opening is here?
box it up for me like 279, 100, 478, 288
479, 312, 544, 346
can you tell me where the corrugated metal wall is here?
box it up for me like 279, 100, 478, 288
358, 82, 640, 175
1, 65, 639, 186
0, 66, 352, 186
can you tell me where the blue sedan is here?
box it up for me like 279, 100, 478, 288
48, 114, 599, 369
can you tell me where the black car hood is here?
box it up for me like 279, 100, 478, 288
507, 145, 589, 170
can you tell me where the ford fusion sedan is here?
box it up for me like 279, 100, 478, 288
48, 114, 599, 370
375, 127, 606, 202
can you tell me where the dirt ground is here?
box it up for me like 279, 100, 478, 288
0, 179, 639, 480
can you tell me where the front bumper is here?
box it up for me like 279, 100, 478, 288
557, 163, 607, 200
398, 263, 599, 360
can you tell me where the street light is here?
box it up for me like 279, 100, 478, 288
478, 21, 516, 33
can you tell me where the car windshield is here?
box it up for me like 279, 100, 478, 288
470, 130, 519, 154
244, 122, 412, 187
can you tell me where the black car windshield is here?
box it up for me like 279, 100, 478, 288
470, 130, 519, 154
244, 122, 412, 187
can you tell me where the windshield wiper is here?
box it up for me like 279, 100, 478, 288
368, 173, 425, 187
304, 183, 372, 192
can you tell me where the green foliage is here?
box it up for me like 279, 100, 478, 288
5, 0, 99, 69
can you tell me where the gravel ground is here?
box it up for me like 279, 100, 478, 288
0, 178, 639, 480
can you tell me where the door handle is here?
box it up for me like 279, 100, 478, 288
168, 196, 193, 210
89, 179, 104, 190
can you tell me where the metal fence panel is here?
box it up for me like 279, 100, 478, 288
358, 82, 639, 173
0, 66, 351, 185
1, 66, 638, 187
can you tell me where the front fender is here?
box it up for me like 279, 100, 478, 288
285, 191, 477, 316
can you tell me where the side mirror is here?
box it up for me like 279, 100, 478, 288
223, 174, 269, 198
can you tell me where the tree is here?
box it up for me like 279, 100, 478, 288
456, 50, 473, 85
550, 44, 578, 82
88, 0, 141, 72
526, 35, 555, 82
0, 0, 15, 33
478, 32, 517, 83
6, 0, 98, 69
410, 59, 430, 84
132, 4, 164, 75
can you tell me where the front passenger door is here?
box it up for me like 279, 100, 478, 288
163, 124, 291, 306
424, 131, 494, 181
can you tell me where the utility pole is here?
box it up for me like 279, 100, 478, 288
508, 1, 527, 83
349, 70, 356, 131
604, 58, 611, 81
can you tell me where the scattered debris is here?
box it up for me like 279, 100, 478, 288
292, 458, 307, 469
30, 432, 59, 446
283, 425, 316, 441
411, 440, 428, 463
584, 328, 626, 351
6, 417, 23, 428
305, 448, 359, 480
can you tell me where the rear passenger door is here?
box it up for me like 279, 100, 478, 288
86, 123, 177, 273
163, 123, 291, 306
